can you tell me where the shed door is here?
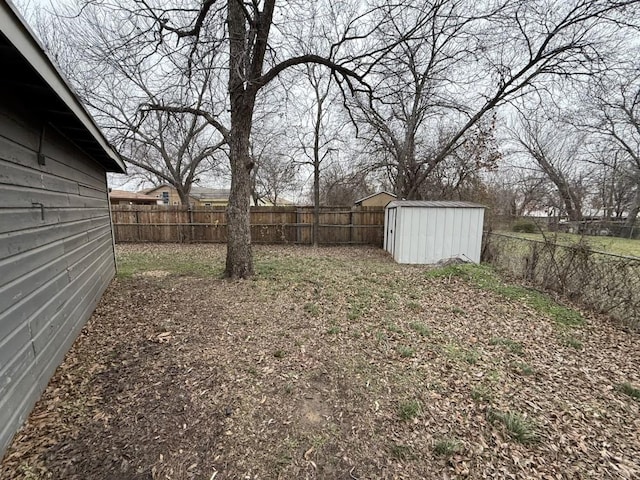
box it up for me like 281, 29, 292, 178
386, 207, 397, 255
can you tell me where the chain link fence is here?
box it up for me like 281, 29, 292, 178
482, 232, 640, 329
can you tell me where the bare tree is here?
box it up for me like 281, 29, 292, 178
350, 0, 483, 198
292, 64, 345, 246
69, 0, 396, 277
508, 113, 587, 221
580, 71, 640, 226
118, 112, 225, 205
352, 0, 640, 199
319, 164, 374, 207
30, 3, 227, 205
487, 168, 554, 217
586, 148, 637, 219
417, 118, 501, 201
250, 152, 298, 206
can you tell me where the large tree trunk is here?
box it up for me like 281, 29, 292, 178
176, 186, 191, 206
396, 133, 429, 200
224, 0, 260, 279
313, 160, 320, 247
395, 152, 410, 199
558, 183, 582, 222
535, 155, 582, 221
225, 119, 254, 278
176, 185, 193, 243
312, 102, 321, 247
624, 187, 640, 231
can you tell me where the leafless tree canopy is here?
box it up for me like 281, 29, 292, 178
508, 111, 588, 221
29, 3, 227, 204
349, 0, 640, 200
21, 0, 640, 274
577, 70, 640, 225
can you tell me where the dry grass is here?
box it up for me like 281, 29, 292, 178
500, 230, 640, 258
484, 232, 640, 329
2, 244, 639, 479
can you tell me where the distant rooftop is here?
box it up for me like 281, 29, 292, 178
354, 191, 396, 205
109, 190, 157, 201
140, 185, 230, 200
190, 187, 230, 200
138, 185, 293, 205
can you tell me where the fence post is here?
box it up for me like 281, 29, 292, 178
349, 209, 353, 244
135, 208, 141, 242
189, 206, 194, 243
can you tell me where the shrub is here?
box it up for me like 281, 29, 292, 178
512, 220, 538, 233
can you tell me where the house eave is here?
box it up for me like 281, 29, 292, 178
0, 1, 125, 173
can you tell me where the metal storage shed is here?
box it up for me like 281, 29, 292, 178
0, 1, 125, 456
384, 201, 485, 264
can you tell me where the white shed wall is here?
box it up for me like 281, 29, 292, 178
391, 206, 484, 264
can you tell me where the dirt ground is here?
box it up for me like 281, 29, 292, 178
2, 244, 639, 480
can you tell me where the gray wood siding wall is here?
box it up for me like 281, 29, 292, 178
0, 96, 116, 455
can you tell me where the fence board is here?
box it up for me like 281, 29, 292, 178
111, 205, 385, 246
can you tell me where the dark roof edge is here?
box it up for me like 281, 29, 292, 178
1, 1, 126, 173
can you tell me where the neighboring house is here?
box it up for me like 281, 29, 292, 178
140, 185, 229, 206
140, 184, 292, 207
355, 191, 397, 207
0, 1, 126, 456
192, 187, 233, 206
109, 189, 158, 205
139, 184, 197, 206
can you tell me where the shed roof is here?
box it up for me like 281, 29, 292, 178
0, 1, 125, 173
386, 200, 485, 209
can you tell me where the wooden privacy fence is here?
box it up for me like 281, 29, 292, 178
111, 205, 386, 245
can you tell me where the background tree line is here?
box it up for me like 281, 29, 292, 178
18, 0, 640, 276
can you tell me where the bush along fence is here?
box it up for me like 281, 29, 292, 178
482, 231, 640, 329
110, 205, 385, 246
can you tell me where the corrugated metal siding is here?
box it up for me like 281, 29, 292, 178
391, 206, 484, 264
0, 98, 116, 455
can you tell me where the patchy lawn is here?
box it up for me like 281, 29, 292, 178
498, 230, 640, 258
2, 244, 639, 480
